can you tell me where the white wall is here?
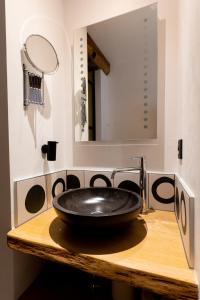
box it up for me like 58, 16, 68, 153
176, 0, 200, 290
5, 0, 73, 224
65, 0, 179, 171
5, 0, 73, 298
0, 2, 14, 299
4, 0, 200, 298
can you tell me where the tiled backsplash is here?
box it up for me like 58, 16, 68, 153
66, 170, 84, 189
148, 173, 175, 211
46, 171, 66, 208
15, 169, 175, 226
84, 171, 113, 187
14, 168, 195, 269
15, 175, 48, 226
113, 171, 140, 195
175, 175, 194, 268
15, 168, 194, 267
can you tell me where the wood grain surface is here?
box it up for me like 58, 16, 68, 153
7, 209, 198, 299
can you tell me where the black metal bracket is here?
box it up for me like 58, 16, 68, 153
41, 141, 58, 161
178, 139, 183, 159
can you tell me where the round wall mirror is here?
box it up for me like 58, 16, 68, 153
24, 34, 59, 74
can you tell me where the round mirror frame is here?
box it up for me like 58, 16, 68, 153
24, 34, 59, 74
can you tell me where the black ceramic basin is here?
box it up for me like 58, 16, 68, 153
53, 187, 142, 230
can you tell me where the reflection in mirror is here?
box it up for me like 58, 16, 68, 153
74, 4, 157, 142
24, 34, 59, 74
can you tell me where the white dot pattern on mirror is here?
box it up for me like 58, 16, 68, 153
74, 27, 89, 141
79, 37, 87, 133
143, 17, 149, 130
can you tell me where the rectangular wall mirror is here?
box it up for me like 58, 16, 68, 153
73, 4, 157, 142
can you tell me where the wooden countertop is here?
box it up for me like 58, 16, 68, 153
7, 209, 198, 299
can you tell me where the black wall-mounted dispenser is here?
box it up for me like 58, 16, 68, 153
41, 141, 58, 161
178, 139, 183, 159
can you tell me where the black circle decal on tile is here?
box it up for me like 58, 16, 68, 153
118, 180, 140, 195
52, 178, 65, 198
90, 174, 112, 187
175, 187, 180, 219
25, 185, 45, 213
181, 191, 187, 235
151, 177, 175, 204
67, 175, 80, 189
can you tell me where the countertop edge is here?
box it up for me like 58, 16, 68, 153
7, 235, 198, 300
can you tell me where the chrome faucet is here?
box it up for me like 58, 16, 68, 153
111, 156, 147, 213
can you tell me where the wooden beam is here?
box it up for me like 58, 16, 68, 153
87, 34, 110, 75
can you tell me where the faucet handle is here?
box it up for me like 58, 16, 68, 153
128, 156, 144, 161
128, 156, 145, 167
128, 155, 145, 162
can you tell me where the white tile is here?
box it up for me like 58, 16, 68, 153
15, 176, 47, 227
113, 171, 140, 195
175, 175, 194, 268
66, 170, 84, 189
84, 171, 113, 187
148, 173, 175, 211
46, 171, 67, 208
175, 176, 182, 221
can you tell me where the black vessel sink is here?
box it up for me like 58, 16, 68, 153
53, 187, 142, 230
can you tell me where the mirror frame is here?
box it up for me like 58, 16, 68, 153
24, 34, 59, 74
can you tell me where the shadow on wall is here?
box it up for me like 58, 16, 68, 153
20, 50, 52, 148
24, 81, 51, 148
